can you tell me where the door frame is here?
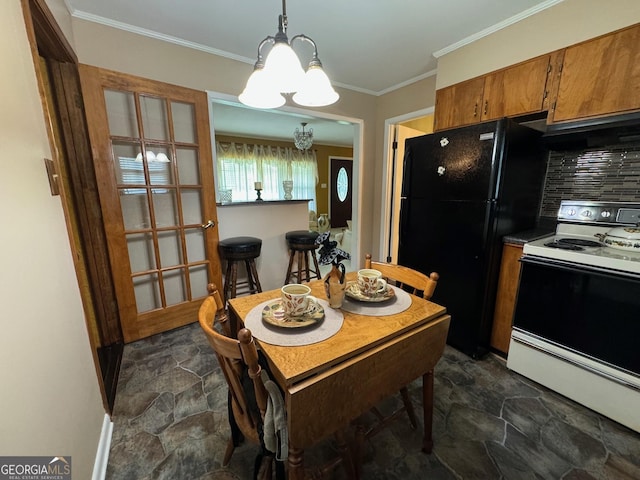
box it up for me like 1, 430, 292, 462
21, 0, 121, 413
380, 107, 434, 263
206, 91, 364, 270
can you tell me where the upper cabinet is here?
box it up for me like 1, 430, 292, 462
482, 52, 562, 122
550, 23, 640, 123
434, 53, 559, 131
434, 22, 640, 131
433, 77, 485, 131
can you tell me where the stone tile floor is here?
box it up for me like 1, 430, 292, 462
106, 322, 640, 479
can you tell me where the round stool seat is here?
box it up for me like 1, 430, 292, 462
219, 236, 262, 260
219, 236, 262, 302
284, 230, 321, 284
286, 230, 319, 247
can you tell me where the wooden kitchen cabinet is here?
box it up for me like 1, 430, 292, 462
490, 243, 524, 355
482, 53, 561, 122
434, 76, 485, 131
434, 53, 560, 131
551, 23, 640, 123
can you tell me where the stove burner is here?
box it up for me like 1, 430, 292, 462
543, 237, 603, 251
557, 238, 602, 248
544, 241, 584, 251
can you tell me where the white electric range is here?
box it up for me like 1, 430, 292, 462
508, 200, 640, 433
524, 201, 640, 274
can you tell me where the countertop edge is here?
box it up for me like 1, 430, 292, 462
217, 199, 312, 207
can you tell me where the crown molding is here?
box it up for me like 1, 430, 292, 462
433, 0, 564, 58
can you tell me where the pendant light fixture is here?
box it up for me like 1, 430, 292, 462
239, 0, 339, 109
293, 122, 313, 150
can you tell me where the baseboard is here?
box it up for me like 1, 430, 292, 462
92, 414, 113, 480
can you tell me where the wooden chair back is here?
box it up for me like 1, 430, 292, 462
365, 254, 439, 300
198, 283, 268, 463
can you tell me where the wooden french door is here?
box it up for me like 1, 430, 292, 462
80, 65, 222, 342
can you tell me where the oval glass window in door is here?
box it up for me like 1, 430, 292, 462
337, 167, 349, 202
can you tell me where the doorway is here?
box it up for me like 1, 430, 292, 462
23, 0, 122, 412
207, 92, 364, 270
381, 109, 434, 264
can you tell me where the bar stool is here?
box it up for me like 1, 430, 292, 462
284, 230, 321, 284
219, 236, 262, 302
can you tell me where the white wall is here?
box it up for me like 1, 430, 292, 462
0, 2, 104, 479
217, 202, 310, 291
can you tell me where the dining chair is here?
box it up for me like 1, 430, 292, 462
362, 254, 440, 437
199, 283, 360, 480
198, 283, 280, 479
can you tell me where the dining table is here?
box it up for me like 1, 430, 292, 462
227, 272, 451, 480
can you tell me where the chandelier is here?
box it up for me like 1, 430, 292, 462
294, 122, 313, 150
239, 0, 339, 109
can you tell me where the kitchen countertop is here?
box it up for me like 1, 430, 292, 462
217, 199, 311, 207
503, 217, 556, 245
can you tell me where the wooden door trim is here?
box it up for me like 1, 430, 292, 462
21, 0, 121, 413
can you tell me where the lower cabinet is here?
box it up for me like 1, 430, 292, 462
490, 243, 524, 355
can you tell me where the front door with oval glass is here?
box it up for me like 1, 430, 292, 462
80, 65, 222, 342
330, 157, 353, 229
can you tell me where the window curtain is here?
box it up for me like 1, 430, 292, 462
215, 141, 318, 210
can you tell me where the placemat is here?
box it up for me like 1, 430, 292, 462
244, 298, 344, 346
340, 285, 412, 316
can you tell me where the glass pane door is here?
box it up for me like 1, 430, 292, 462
107, 91, 211, 313
81, 64, 221, 342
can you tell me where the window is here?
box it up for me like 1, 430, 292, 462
215, 141, 318, 210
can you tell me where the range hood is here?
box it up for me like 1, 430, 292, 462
542, 111, 640, 150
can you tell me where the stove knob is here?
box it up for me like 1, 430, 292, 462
601, 210, 611, 218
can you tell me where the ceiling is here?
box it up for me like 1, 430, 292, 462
65, 0, 560, 145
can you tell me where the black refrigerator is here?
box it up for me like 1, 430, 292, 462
398, 118, 547, 359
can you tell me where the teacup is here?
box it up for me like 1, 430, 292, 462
281, 283, 318, 317
357, 269, 387, 297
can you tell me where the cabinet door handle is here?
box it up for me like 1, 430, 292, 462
483, 100, 488, 115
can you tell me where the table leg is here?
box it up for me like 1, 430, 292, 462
422, 369, 434, 454
288, 445, 305, 480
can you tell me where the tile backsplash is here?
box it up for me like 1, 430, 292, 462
540, 142, 640, 217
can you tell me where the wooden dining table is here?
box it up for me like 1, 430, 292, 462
227, 272, 451, 480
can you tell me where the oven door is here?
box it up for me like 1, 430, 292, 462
512, 255, 640, 376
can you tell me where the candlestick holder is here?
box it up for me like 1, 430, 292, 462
255, 188, 263, 201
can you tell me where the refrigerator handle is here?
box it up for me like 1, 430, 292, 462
400, 148, 412, 198
399, 196, 410, 240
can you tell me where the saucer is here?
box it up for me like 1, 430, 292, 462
345, 281, 396, 303
261, 299, 324, 328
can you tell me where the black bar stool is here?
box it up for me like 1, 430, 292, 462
284, 230, 321, 284
219, 236, 262, 302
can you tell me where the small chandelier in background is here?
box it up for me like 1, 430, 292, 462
294, 123, 313, 151
239, 0, 339, 109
